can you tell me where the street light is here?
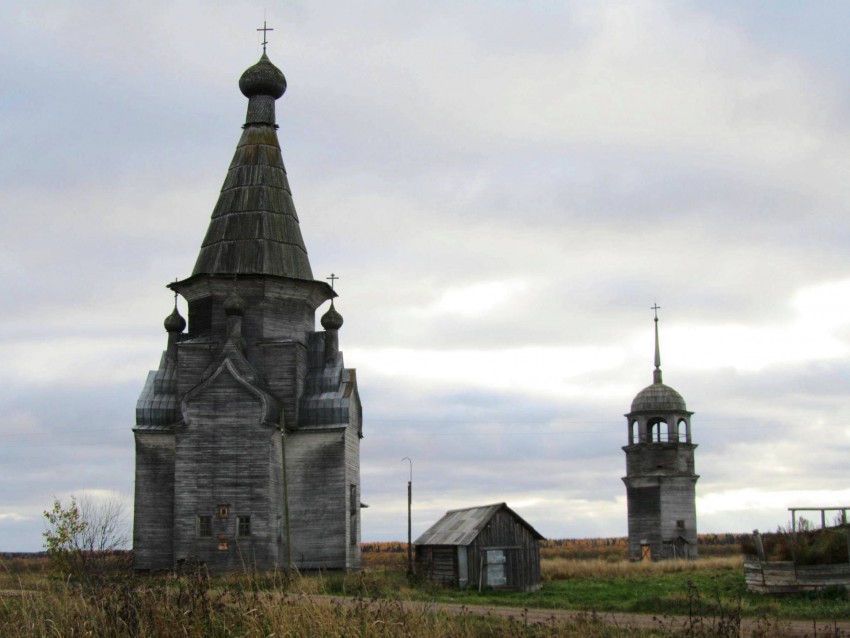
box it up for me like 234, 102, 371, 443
402, 457, 413, 575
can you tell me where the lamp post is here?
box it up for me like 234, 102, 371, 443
402, 457, 413, 575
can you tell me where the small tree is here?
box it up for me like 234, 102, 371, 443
43, 493, 130, 580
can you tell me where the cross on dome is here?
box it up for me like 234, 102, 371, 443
257, 20, 274, 52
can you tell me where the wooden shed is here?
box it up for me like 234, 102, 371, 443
414, 503, 544, 591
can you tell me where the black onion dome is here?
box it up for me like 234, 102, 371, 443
631, 383, 687, 413
239, 52, 287, 99
164, 306, 187, 333
321, 301, 344, 330
224, 290, 247, 316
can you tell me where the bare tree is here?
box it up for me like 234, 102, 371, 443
43, 492, 130, 580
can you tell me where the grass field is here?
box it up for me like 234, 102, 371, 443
353, 551, 850, 621
1, 541, 849, 637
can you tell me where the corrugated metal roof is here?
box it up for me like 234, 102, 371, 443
414, 503, 544, 546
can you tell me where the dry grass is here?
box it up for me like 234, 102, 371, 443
0, 574, 660, 638
542, 555, 743, 581
0, 553, 817, 637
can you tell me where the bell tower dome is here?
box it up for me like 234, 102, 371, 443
622, 306, 698, 560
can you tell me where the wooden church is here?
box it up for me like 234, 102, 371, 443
133, 45, 363, 572
622, 309, 698, 560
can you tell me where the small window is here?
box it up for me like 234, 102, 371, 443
237, 516, 251, 537
677, 519, 685, 530
198, 515, 212, 538
218, 504, 230, 519
218, 534, 228, 551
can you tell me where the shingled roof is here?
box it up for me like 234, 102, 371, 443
192, 53, 313, 280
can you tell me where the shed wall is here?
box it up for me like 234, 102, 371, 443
468, 509, 541, 591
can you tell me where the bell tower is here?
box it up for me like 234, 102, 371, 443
622, 306, 698, 560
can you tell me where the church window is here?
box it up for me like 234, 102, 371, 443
218, 504, 230, 519
237, 516, 251, 537
198, 516, 212, 538
630, 420, 638, 444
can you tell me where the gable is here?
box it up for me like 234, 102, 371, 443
182, 358, 277, 428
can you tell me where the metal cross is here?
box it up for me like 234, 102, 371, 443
257, 20, 273, 52
326, 273, 339, 290
651, 303, 661, 321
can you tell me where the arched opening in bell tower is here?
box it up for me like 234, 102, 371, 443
647, 418, 669, 442
677, 418, 690, 443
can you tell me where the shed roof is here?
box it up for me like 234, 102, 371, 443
414, 502, 544, 546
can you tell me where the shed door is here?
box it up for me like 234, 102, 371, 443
457, 546, 468, 587
485, 549, 506, 587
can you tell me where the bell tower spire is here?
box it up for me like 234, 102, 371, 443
652, 303, 662, 384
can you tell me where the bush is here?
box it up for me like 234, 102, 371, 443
42, 494, 131, 581
742, 521, 850, 565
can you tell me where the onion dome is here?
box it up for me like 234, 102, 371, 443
239, 52, 287, 99
321, 301, 344, 330
224, 290, 247, 316
164, 306, 186, 333
631, 383, 687, 412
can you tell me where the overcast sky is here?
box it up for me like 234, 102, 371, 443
3, 1, 850, 552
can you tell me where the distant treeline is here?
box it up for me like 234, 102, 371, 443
4, 535, 747, 561
363, 533, 749, 555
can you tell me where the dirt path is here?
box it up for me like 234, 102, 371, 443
314, 595, 850, 637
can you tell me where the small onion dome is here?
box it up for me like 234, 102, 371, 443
223, 290, 247, 316
631, 382, 687, 413
239, 52, 287, 99
321, 301, 344, 330
164, 306, 187, 333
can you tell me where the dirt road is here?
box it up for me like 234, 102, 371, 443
316, 595, 850, 637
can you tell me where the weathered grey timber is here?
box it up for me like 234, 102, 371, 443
622, 311, 698, 561
414, 503, 543, 592
744, 559, 850, 594
133, 51, 363, 573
